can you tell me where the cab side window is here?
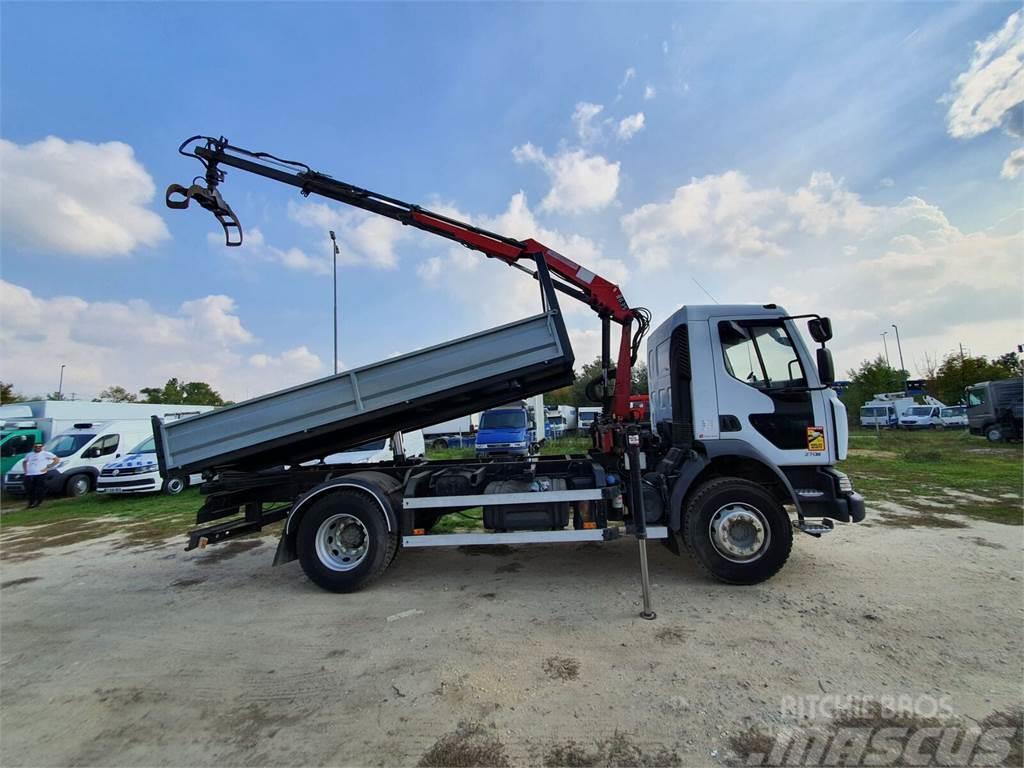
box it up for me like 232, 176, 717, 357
92, 434, 120, 457
719, 321, 806, 389
1, 435, 34, 457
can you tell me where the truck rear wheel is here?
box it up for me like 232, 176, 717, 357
296, 491, 397, 593
682, 477, 793, 585
986, 426, 1004, 443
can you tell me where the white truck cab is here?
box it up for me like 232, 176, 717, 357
323, 431, 425, 465
939, 406, 968, 428
648, 304, 861, 529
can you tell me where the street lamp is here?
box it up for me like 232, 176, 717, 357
330, 231, 340, 375
57, 364, 66, 400
880, 331, 890, 367
891, 324, 906, 391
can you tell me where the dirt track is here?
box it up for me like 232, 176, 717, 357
1, 507, 1021, 766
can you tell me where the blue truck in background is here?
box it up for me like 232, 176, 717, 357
475, 402, 536, 457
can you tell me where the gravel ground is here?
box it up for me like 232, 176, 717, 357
0, 505, 1021, 766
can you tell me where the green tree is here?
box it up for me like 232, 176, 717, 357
140, 378, 225, 406
993, 352, 1024, 377
544, 383, 577, 406
95, 385, 138, 403
631, 362, 648, 395
0, 382, 26, 404
930, 353, 1014, 406
839, 356, 905, 412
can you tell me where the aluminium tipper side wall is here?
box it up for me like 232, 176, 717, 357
154, 311, 574, 474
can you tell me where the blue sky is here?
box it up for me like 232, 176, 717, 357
2, 2, 1021, 400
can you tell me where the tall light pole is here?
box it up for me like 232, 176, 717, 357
881, 331, 890, 367
330, 231, 340, 375
57, 364, 66, 400
891, 324, 906, 391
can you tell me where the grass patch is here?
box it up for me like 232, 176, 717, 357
542, 655, 581, 680
418, 722, 510, 768
0, 488, 203, 556
843, 428, 1022, 525
544, 733, 681, 768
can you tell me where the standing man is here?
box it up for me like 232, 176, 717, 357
24, 443, 59, 509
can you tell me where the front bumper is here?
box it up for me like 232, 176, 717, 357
2, 471, 65, 496
97, 477, 161, 494
475, 445, 529, 457
782, 466, 866, 523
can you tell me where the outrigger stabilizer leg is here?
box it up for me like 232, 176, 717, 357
625, 426, 657, 620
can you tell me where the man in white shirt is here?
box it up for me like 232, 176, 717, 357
23, 443, 59, 509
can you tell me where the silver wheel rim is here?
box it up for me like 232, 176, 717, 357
709, 502, 770, 563
71, 477, 88, 495
988, 428, 1002, 442
166, 478, 184, 494
315, 514, 369, 572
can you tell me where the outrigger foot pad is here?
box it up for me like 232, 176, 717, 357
165, 182, 243, 246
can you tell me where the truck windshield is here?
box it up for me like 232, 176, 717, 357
940, 407, 964, 417
128, 437, 156, 454
44, 433, 95, 457
547, 416, 565, 425
966, 388, 986, 407
480, 412, 526, 430
860, 407, 887, 417
906, 407, 933, 416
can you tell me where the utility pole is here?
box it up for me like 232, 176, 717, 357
891, 324, 906, 392
57, 364, 66, 400
330, 231, 340, 375
881, 331, 890, 367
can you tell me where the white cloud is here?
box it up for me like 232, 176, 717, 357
208, 227, 330, 275
644, 85, 657, 101
619, 67, 636, 89
1000, 147, 1024, 179
662, 41, 669, 55
621, 171, 1024, 374
572, 102, 605, 143
945, 10, 1024, 139
0, 280, 324, 401
287, 201, 408, 268
0, 136, 169, 257
879, 177, 895, 188
617, 112, 646, 141
512, 143, 620, 214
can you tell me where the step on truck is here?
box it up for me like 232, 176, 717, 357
158, 137, 865, 615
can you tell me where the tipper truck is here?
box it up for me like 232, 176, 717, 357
158, 136, 864, 615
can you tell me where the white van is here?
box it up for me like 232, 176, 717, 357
323, 431, 425, 465
898, 405, 943, 429
939, 405, 968, 429
5, 420, 156, 498
97, 435, 204, 495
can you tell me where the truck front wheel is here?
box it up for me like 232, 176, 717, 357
682, 477, 793, 585
296, 491, 397, 593
65, 474, 92, 498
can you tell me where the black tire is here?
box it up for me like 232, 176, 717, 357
65, 474, 92, 498
986, 426, 1004, 443
296, 490, 397, 593
682, 477, 793, 585
162, 474, 189, 495
431, 439, 448, 451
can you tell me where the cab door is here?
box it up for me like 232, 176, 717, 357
709, 316, 833, 465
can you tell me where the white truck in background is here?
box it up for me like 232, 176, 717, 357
859, 393, 915, 428
898, 396, 946, 429
544, 405, 578, 439
422, 415, 478, 450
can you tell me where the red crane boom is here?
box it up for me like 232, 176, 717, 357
167, 136, 650, 421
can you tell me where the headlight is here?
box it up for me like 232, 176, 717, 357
510, 442, 527, 448
475, 443, 489, 449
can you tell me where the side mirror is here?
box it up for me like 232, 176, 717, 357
817, 348, 835, 386
808, 317, 833, 343
83, 447, 100, 459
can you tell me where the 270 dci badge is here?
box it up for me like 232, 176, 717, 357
806, 426, 826, 452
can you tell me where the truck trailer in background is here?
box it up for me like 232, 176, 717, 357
967, 378, 1023, 442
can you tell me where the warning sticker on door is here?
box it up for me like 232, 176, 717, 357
806, 426, 826, 452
